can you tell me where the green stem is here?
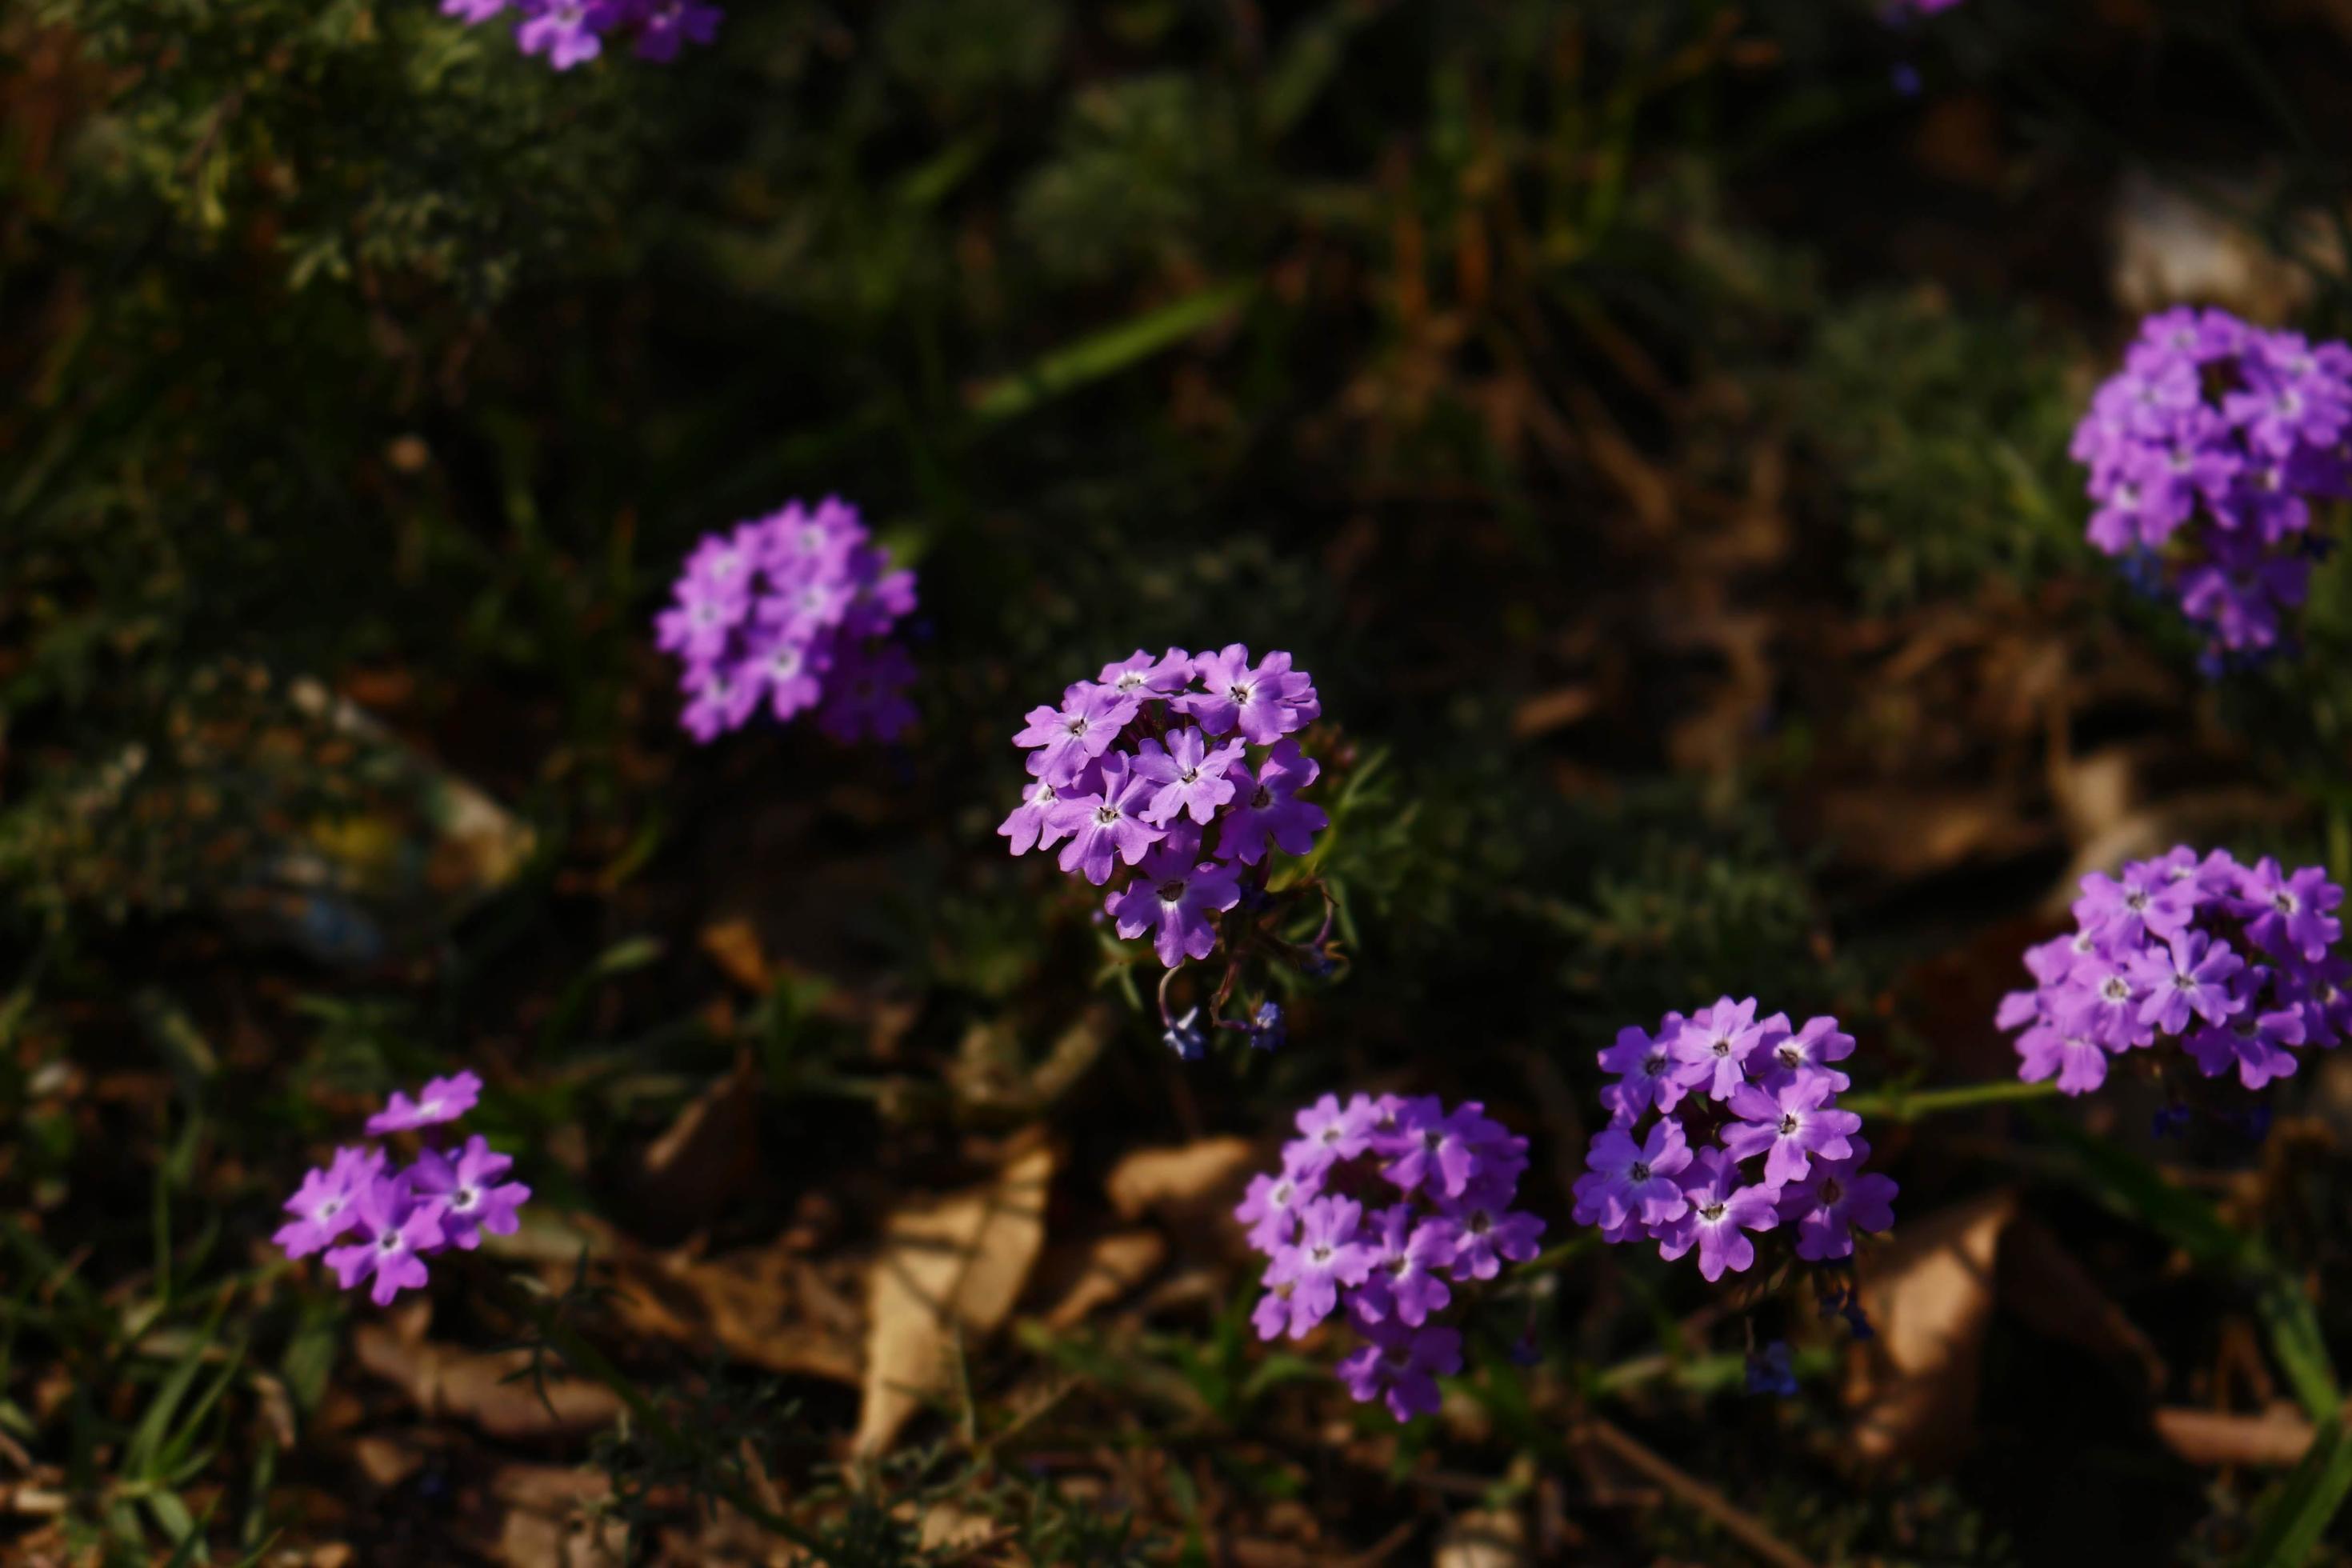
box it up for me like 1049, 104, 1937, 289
466, 1264, 834, 1562
1837, 1078, 2063, 1122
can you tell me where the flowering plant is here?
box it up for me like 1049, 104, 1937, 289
654, 497, 920, 746
1235, 1094, 1544, 1422
1998, 846, 2347, 1102
1574, 1001, 1895, 1287
442, 0, 722, 70
2071, 307, 2351, 670
274, 1070, 531, 1306
1001, 646, 1334, 1057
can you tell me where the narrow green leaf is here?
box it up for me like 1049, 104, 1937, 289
2241, 1418, 2352, 1567
967, 281, 1256, 424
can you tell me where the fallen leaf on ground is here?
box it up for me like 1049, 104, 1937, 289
698, 919, 770, 991
603, 1245, 866, 1387
1849, 1190, 2162, 1468
630, 1050, 762, 1240
1434, 1507, 1530, 1568
1105, 1136, 1255, 1226
1042, 1229, 1169, 1329
2154, 1403, 2318, 1468
1849, 1192, 2014, 1467
486, 1463, 625, 1567
352, 1324, 623, 1442
854, 1142, 1056, 1457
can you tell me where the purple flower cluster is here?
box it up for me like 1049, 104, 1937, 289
1998, 847, 2348, 1095
1235, 1094, 1545, 1422
654, 497, 919, 746
2071, 308, 2352, 667
1574, 1002, 1896, 1279
999, 646, 1327, 971
442, 0, 721, 70
274, 1071, 530, 1306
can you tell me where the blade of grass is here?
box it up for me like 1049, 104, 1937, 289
2240, 1418, 2352, 1568
966, 281, 1257, 425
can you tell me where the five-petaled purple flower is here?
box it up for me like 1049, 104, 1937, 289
366, 1070, 484, 1136
1652, 1148, 1778, 1282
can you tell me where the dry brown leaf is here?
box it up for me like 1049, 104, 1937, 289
488, 1463, 625, 1567
1815, 786, 2049, 882
1848, 1191, 2015, 1467
1509, 686, 1598, 742
1105, 1136, 1255, 1225
698, 919, 770, 991
2153, 1403, 2318, 1468
854, 1142, 1056, 1457
1042, 1230, 1169, 1329
352, 1323, 623, 1442
1433, 1507, 1530, 1568
603, 1246, 865, 1386
1849, 1193, 2162, 1469
630, 1050, 761, 1239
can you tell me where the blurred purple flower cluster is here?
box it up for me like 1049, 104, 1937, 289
442, 0, 721, 70
999, 646, 1327, 976
274, 1071, 530, 1306
1574, 1002, 1896, 1281
654, 497, 919, 746
2072, 308, 2352, 669
1999, 846, 2348, 1095
1235, 1094, 1544, 1422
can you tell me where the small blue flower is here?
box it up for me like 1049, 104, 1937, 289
1162, 1008, 1206, 1061
2152, 1102, 2194, 1139
1247, 1000, 1286, 1053
1745, 1342, 1798, 1398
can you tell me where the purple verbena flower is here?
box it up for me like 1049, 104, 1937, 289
1668, 997, 1778, 1102
1132, 727, 1245, 826
1432, 1179, 1545, 1282
1049, 753, 1165, 886
409, 1134, 532, 1250
1571, 1118, 1692, 1231
1722, 1074, 1862, 1187
1597, 1015, 1690, 1124
1106, 839, 1243, 967
1179, 645, 1318, 745
1258, 1195, 1374, 1340
323, 1178, 447, 1306
1776, 1138, 1899, 1263
1016, 685, 1138, 787
1215, 739, 1328, 865
2234, 858, 2344, 964
273, 1146, 385, 1259
2015, 1023, 2118, 1096
1334, 1322, 1459, 1422
366, 1070, 484, 1136
1350, 1205, 1458, 1327
1651, 1148, 1777, 1282
2126, 930, 2246, 1036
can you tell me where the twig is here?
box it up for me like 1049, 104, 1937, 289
1570, 1417, 1819, 1568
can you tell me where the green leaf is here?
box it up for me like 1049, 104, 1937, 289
2241, 1418, 2352, 1567
967, 281, 1256, 423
